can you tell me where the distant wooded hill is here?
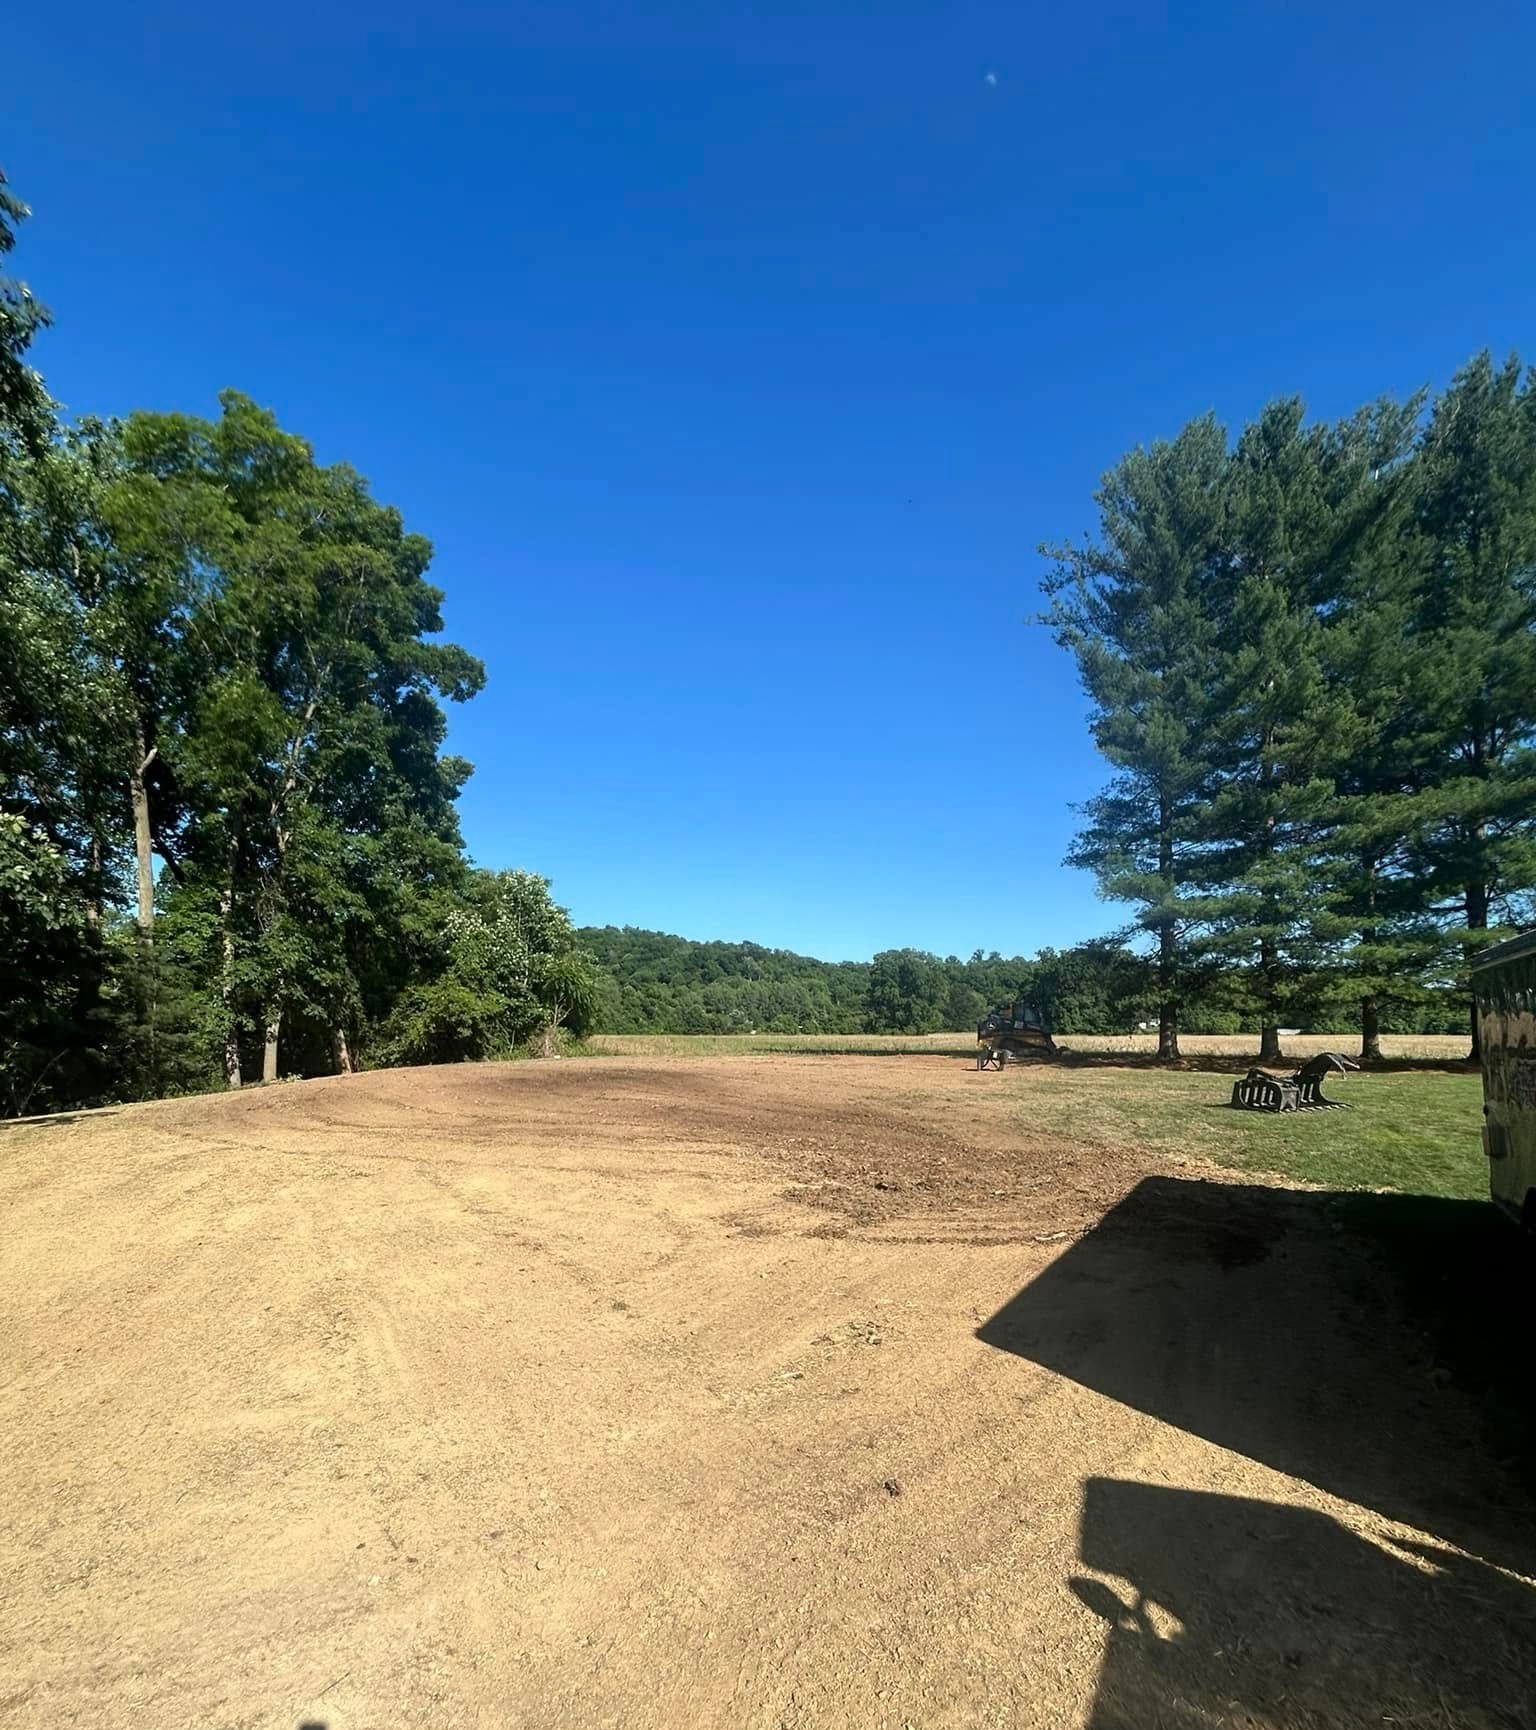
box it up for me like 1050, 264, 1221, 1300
578, 927, 1468, 1037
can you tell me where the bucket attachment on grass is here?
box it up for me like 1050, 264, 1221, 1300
1231, 1052, 1358, 1113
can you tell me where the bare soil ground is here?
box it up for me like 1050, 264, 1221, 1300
3, 1055, 1534, 1730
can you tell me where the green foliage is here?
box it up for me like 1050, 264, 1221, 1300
1048, 359, 1536, 1058
0, 814, 95, 1114
0, 170, 519, 1108
1402, 356, 1536, 971
377, 870, 593, 1065
1026, 942, 1158, 1034
1043, 416, 1228, 1053
97, 391, 489, 1081
534, 947, 599, 1044
583, 929, 1179, 1038
0, 169, 51, 453
97, 924, 226, 1102
373, 978, 514, 1068
864, 948, 949, 1033
580, 927, 869, 1035
0, 175, 106, 1114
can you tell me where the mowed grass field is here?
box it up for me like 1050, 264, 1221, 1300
588, 1031, 1486, 1199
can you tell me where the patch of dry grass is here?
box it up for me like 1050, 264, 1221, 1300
586, 1031, 973, 1057
588, 1030, 1472, 1062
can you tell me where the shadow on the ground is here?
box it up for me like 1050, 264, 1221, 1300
979, 1177, 1536, 1561
0, 1105, 124, 1130
1070, 1478, 1536, 1730
979, 1176, 1536, 1726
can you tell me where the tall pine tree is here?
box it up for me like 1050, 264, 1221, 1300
1043, 416, 1228, 1059
1310, 396, 1442, 1059
1402, 354, 1536, 1056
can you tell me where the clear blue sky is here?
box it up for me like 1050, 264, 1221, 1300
9, 2, 1533, 959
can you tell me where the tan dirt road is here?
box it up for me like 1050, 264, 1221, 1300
3, 1056, 1533, 1729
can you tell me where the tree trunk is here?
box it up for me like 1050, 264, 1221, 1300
1253, 745, 1285, 1065
1157, 1002, 1180, 1062
252, 695, 316, 1091
1358, 851, 1382, 1065
219, 836, 243, 1087
223, 1027, 243, 1090
85, 835, 103, 931
333, 1029, 354, 1075
1156, 792, 1180, 1061
1466, 874, 1489, 1062
129, 728, 156, 944
259, 808, 292, 1087
1258, 933, 1281, 1061
73, 839, 106, 1092
1463, 722, 1491, 1060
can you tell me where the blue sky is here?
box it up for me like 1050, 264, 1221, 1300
9, 2, 1534, 959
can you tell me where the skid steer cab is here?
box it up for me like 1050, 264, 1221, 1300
976, 1000, 1059, 1069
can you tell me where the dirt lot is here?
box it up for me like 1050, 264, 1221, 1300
3, 1055, 1534, 1729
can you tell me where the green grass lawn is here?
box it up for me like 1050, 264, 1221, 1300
1006, 1065, 1488, 1199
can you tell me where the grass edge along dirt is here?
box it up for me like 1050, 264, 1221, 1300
586, 1031, 1486, 1201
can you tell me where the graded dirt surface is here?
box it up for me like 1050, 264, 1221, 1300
3, 1055, 1534, 1730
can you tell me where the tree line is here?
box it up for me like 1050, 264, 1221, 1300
1, 173, 596, 1115
1045, 368, 1536, 1061
583, 927, 1114, 1037
580, 927, 1466, 1039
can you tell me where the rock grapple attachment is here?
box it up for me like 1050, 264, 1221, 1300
1231, 1052, 1358, 1112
